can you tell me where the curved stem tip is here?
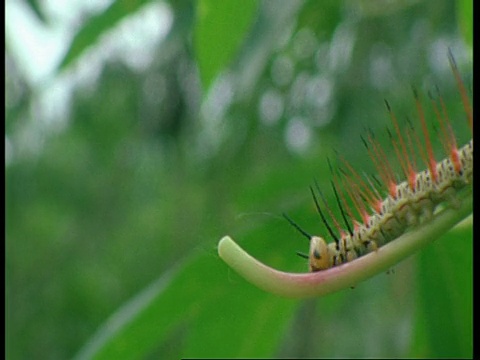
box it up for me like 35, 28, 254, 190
218, 191, 472, 298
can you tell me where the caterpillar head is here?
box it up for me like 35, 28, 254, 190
309, 236, 334, 272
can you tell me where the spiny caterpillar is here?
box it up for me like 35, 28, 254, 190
285, 51, 472, 272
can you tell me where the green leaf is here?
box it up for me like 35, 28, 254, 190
74, 246, 298, 359
25, 0, 48, 24
414, 218, 473, 357
194, 0, 258, 91
457, 0, 473, 48
58, 0, 153, 72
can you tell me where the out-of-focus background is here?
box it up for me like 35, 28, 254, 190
5, 0, 472, 358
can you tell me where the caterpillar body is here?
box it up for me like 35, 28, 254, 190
287, 52, 473, 272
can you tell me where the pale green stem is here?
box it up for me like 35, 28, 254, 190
218, 189, 472, 298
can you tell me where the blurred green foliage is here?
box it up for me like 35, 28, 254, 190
6, 0, 472, 358
195, 0, 258, 90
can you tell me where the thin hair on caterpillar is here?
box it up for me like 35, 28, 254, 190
234, 212, 283, 221
285, 51, 473, 272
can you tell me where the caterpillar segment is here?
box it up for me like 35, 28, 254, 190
288, 56, 472, 272
303, 142, 472, 272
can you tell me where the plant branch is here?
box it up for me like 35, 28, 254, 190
218, 189, 472, 298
